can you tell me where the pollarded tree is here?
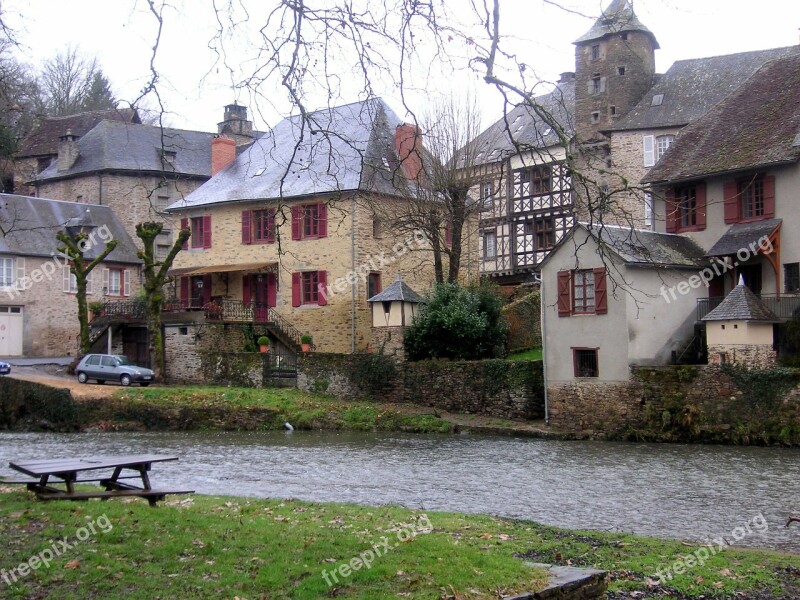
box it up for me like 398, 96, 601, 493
135, 221, 191, 382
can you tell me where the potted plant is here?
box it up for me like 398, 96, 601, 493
88, 301, 104, 320
300, 334, 313, 352
257, 336, 270, 353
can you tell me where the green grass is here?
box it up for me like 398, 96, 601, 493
0, 491, 796, 599
507, 347, 542, 361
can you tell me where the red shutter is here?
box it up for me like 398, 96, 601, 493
180, 276, 189, 306
664, 187, 677, 233
762, 175, 775, 218
267, 208, 276, 243
291, 206, 302, 240
557, 270, 571, 317
242, 275, 251, 305
723, 181, 739, 224
267, 273, 277, 307
241, 210, 251, 244
291, 272, 301, 306
181, 218, 189, 249
695, 182, 706, 230
593, 267, 607, 314
202, 215, 212, 248
317, 270, 328, 306
203, 274, 212, 305
317, 203, 328, 238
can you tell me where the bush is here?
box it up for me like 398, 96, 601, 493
404, 282, 508, 361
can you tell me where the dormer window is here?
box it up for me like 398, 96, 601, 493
651, 94, 664, 107
159, 149, 177, 168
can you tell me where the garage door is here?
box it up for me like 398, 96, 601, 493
0, 306, 23, 356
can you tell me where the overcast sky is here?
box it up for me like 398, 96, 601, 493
5, 0, 800, 133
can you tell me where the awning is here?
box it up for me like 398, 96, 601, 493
705, 219, 781, 257
168, 262, 277, 277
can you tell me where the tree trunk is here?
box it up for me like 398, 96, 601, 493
148, 297, 164, 381
76, 275, 91, 354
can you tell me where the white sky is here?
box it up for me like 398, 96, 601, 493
4, 0, 800, 133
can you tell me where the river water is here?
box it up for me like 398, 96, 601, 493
1, 431, 798, 553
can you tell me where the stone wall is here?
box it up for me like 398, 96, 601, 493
297, 353, 545, 420
547, 364, 800, 444
708, 344, 776, 369
503, 290, 541, 352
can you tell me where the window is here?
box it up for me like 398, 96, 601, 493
86, 355, 101, 366
665, 183, 706, 233
62, 266, 93, 295
655, 135, 674, 161
534, 217, 555, 251
372, 217, 382, 238
292, 203, 328, 240
519, 166, 551, 195
591, 76, 601, 95
189, 216, 212, 249
644, 192, 654, 228
591, 44, 600, 60
292, 271, 328, 307
155, 195, 170, 213
253, 209, 276, 242
302, 271, 319, 304
483, 230, 497, 259
610, 106, 616, 116
103, 268, 129, 297
740, 176, 765, 219
785, 263, 800, 293
0, 257, 13, 287
617, 66, 625, 76
677, 186, 698, 228
573, 348, 599, 378
481, 182, 493, 208
620, 32, 628, 40
591, 111, 600, 124
557, 268, 607, 317
367, 273, 382, 299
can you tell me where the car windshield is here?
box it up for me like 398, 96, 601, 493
115, 356, 133, 366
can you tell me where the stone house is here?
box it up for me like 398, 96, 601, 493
464, 0, 799, 288
163, 98, 472, 356
0, 195, 140, 357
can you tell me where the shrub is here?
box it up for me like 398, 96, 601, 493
404, 282, 508, 361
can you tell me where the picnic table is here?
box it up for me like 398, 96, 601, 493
8, 454, 194, 506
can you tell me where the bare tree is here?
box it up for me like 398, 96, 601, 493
39, 46, 116, 116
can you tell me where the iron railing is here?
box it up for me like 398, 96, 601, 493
697, 294, 800, 321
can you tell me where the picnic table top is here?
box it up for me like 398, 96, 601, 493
9, 454, 179, 478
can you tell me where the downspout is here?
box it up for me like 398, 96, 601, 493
351, 195, 356, 353
98, 173, 103, 205
534, 273, 549, 424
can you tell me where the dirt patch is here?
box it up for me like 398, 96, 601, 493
9, 367, 120, 400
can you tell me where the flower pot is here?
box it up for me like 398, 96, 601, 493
260, 345, 269, 353
301, 343, 311, 352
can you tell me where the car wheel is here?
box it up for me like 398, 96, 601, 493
140, 383, 150, 387
77, 372, 88, 384
120, 374, 132, 387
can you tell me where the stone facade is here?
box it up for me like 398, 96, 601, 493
708, 344, 777, 369
370, 326, 407, 360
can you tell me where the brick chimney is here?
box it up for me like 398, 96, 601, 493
394, 123, 423, 181
57, 129, 79, 172
211, 136, 236, 176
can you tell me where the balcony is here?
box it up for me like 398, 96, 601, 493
696, 294, 800, 321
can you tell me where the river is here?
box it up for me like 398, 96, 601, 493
1, 431, 798, 553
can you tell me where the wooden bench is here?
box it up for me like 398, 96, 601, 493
8, 455, 194, 507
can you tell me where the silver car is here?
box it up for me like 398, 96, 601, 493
76, 354, 154, 387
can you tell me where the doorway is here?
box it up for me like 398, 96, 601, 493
252, 273, 277, 322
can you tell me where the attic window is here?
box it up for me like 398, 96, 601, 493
651, 94, 664, 107
160, 149, 177, 166
255, 167, 266, 176
620, 32, 628, 41
617, 66, 626, 76
591, 44, 600, 61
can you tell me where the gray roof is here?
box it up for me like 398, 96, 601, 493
586, 223, 709, 268
167, 98, 417, 210
612, 46, 800, 132
367, 274, 424, 303
0, 194, 140, 263
459, 81, 575, 168
36, 120, 215, 182
702, 282, 779, 322
574, 0, 659, 48
706, 219, 781, 257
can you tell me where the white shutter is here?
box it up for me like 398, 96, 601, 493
102, 268, 110, 295
63, 265, 71, 293
600, 77, 606, 93
15, 257, 25, 289
123, 269, 131, 297
86, 270, 93, 295
643, 135, 655, 167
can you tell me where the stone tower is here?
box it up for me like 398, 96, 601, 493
217, 103, 255, 146
573, 0, 659, 142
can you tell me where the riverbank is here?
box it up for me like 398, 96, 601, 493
0, 489, 796, 599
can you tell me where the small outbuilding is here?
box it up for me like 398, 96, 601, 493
367, 274, 423, 357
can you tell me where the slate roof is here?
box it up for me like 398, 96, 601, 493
702, 282, 780, 322
17, 108, 140, 158
35, 120, 215, 182
585, 223, 709, 268
706, 219, 781, 257
643, 53, 800, 183
612, 46, 799, 132
574, 0, 659, 48
367, 274, 424, 303
457, 81, 575, 168
167, 98, 419, 210
0, 194, 140, 263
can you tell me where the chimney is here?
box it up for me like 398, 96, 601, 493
211, 136, 236, 176
558, 72, 576, 83
395, 123, 423, 181
57, 129, 79, 172
218, 103, 254, 144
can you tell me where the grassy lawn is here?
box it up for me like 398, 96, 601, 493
0, 490, 797, 599
507, 347, 542, 361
